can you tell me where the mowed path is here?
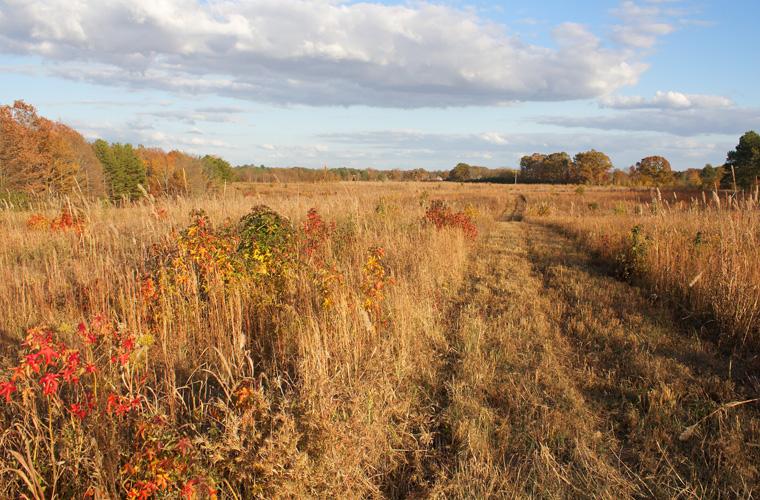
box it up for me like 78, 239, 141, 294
421, 220, 759, 498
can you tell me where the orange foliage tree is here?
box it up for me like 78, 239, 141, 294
137, 147, 210, 196
0, 100, 84, 195
56, 123, 106, 197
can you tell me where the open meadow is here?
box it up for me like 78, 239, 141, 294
0, 182, 758, 498
2, 0, 759, 497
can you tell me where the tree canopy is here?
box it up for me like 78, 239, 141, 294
699, 164, 723, 190
572, 150, 612, 184
0, 100, 82, 195
633, 156, 674, 187
93, 140, 147, 201
725, 131, 760, 188
201, 155, 234, 183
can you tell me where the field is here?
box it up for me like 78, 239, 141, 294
1, 182, 758, 498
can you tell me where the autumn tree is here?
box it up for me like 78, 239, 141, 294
633, 156, 674, 187
169, 151, 207, 194
520, 152, 574, 183
0, 100, 81, 195
519, 154, 542, 182
449, 163, 474, 182
611, 168, 630, 186
56, 124, 106, 196
137, 147, 174, 195
572, 150, 612, 184
675, 168, 702, 188
545, 152, 573, 183
400, 168, 428, 181
725, 131, 760, 188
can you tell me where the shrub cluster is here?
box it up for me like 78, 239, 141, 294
1, 205, 402, 497
423, 200, 478, 240
26, 208, 85, 234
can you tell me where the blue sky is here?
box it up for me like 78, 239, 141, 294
0, 0, 758, 171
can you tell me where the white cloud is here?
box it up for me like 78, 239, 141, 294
600, 91, 733, 110
536, 106, 760, 136
611, 0, 676, 48
72, 118, 233, 153
138, 108, 246, 125
480, 132, 509, 145
0, 0, 661, 107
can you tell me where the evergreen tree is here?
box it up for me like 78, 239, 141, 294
699, 163, 724, 190
93, 140, 146, 201
725, 131, 760, 188
119, 143, 147, 199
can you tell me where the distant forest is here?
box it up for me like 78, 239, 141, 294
3, 100, 759, 204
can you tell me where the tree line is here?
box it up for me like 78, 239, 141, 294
0, 101, 233, 202
234, 165, 448, 183
449, 132, 760, 190
3, 100, 759, 197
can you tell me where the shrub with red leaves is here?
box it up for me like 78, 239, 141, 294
301, 208, 335, 258
423, 200, 478, 240
26, 208, 85, 233
50, 208, 85, 233
26, 213, 49, 230
0, 318, 140, 421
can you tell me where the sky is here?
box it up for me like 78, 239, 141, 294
0, 0, 758, 171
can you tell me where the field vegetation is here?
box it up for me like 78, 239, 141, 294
1, 101, 759, 497
0, 181, 758, 498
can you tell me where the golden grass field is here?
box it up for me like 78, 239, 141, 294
0, 181, 758, 498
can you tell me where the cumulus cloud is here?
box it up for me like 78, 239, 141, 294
0, 0, 662, 107
536, 106, 760, 136
600, 91, 733, 110
611, 0, 676, 48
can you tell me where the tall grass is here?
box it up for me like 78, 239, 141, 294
2, 181, 758, 497
535, 188, 760, 352
0, 182, 489, 498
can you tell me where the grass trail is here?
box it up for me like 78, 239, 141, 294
423, 220, 759, 498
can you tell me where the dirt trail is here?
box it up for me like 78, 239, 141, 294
419, 219, 759, 498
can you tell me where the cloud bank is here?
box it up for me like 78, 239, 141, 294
538, 106, 760, 136
0, 0, 665, 107
600, 90, 733, 110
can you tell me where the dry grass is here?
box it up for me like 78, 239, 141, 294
0, 182, 499, 498
0, 181, 758, 498
530, 187, 760, 352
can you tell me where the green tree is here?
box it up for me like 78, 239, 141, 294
93, 140, 146, 201
699, 163, 724, 190
93, 139, 121, 199
572, 150, 612, 184
544, 152, 573, 183
201, 155, 233, 183
725, 131, 760, 188
519, 154, 546, 182
520, 153, 574, 183
634, 156, 674, 187
449, 163, 473, 182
